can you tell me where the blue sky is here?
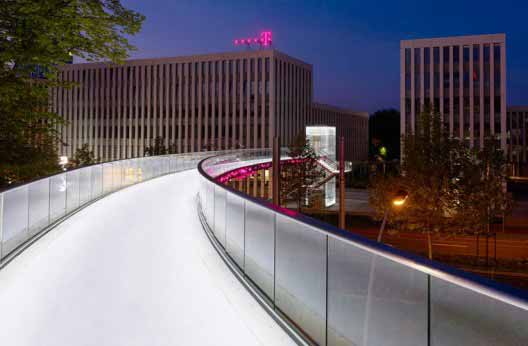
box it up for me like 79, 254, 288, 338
121, 0, 528, 113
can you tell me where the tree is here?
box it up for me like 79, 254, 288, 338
144, 136, 168, 156
369, 109, 401, 161
280, 133, 325, 211
455, 140, 513, 264
369, 106, 461, 259
369, 106, 513, 261
0, 76, 63, 187
69, 143, 96, 168
0, 0, 145, 188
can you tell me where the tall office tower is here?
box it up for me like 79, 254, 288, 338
308, 103, 369, 161
400, 34, 507, 151
508, 106, 528, 173
53, 50, 312, 161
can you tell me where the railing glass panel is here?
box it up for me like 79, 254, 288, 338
2, 185, 29, 255
244, 200, 276, 301
213, 185, 227, 247
28, 178, 50, 237
275, 214, 327, 346
49, 173, 67, 222
431, 276, 527, 345
66, 169, 80, 213
225, 191, 245, 269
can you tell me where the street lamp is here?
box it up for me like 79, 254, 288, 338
377, 190, 408, 242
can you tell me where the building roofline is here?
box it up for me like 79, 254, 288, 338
507, 105, 528, 111
401, 33, 506, 48
312, 102, 368, 117
59, 49, 312, 70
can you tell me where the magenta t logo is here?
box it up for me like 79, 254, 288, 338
234, 31, 272, 47
260, 31, 272, 46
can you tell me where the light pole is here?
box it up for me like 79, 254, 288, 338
272, 137, 281, 206
339, 137, 345, 229
376, 190, 408, 243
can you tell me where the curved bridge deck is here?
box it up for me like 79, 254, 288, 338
0, 170, 294, 346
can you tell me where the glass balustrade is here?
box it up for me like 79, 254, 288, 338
0, 152, 220, 263
197, 150, 528, 346
2, 148, 527, 346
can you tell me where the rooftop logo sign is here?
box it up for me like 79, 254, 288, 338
234, 31, 272, 47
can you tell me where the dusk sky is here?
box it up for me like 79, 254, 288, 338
122, 0, 528, 113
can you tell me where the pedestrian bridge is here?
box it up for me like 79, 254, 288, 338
0, 150, 526, 346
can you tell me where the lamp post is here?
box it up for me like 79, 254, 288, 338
339, 137, 345, 229
376, 190, 408, 243
272, 137, 281, 206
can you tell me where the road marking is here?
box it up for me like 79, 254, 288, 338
433, 243, 468, 248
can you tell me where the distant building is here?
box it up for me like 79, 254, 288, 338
54, 50, 312, 160
508, 106, 528, 175
53, 49, 368, 162
308, 103, 368, 161
400, 34, 507, 152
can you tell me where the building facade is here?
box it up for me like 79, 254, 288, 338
508, 106, 528, 174
54, 50, 313, 160
308, 103, 368, 161
400, 34, 507, 151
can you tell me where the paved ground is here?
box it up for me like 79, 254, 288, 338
0, 170, 295, 346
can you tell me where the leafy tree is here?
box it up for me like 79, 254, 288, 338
369, 106, 461, 259
369, 106, 513, 261
69, 143, 97, 168
0, 75, 63, 187
144, 136, 168, 156
456, 140, 513, 263
280, 133, 325, 211
0, 0, 145, 188
369, 109, 401, 161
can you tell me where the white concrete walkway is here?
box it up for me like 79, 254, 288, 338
0, 170, 295, 346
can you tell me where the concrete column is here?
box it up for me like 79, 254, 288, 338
195, 61, 204, 151
140, 65, 145, 156
225, 60, 230, 150
470, 45, 474, 147
459, 46, 464, 140
211, 62, 216, 151
410, 46, 415, 133
261, 58, 266, 149
440, 46, 444, 121
400, 46, 406, 136
490, 44, 495, 136
480, 44, 485, 148
420, 47, 424, 108
501, 42, 507, 151
218, 61, 223, 151
184, 63, 189, 152
146, 65, 151, 152
191, 62, 196, 152
165, 64, 170, 150
239, 59, 244, 149
449, 46, 454, 137
177, 63, 182, 153
204, 62, 209, 151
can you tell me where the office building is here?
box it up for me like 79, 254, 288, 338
53, 50, 313, 160
400, 34, 507, 151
